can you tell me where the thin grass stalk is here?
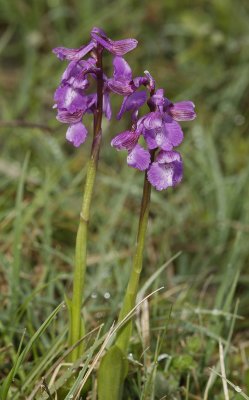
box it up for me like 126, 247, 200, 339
69, 47, 104, 362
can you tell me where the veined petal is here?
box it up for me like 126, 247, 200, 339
111, 130, 139, 150
147, 157, 183, 191
150, 89, 165, 107
107, 78, 134, 96
168, 101, 196, 121
113, 56, 132, 80
143, 127, 173, 151
56, 109, 83, 124
117, 91, 147, 120
66, 122, 88, 147
53, 41, 95, 61
163, 117, 184, 147
133, 76, 148, 88
91, 32, 138, 55
143, 112, 163, 130
54, 84, 86, 113
156, 150, 182, 164
127, 144, 151, 171
103, 92, 112, 120
61, 61, 89, 90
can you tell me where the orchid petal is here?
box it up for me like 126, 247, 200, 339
163, 117, 184, 147
66, 122, 88, 147
111, 130, 139, 150
127, 144, 151, 171
53, 41, 95, 61
113, 56, 132, 80
117, 91, 147, 120
103, 92, 112, 120
56, 109, 83, 124
168, 101, 196, 121
107, 78, 134, 96
143, 112, 163, 130
91, 32, 138, 55
147, 155, 183, 190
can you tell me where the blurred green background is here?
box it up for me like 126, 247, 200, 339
1, 0, 249, 398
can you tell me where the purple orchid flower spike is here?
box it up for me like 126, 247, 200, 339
111, 82, 196, 190
53, 28, 140, 147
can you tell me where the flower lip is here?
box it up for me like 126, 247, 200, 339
147, 150, 183, 190
127, 144, 151, 171
66, 122, 88, 147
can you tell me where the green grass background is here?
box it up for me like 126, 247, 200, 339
0, 0, 249, 398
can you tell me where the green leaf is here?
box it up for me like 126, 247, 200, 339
97, 345, 128, 400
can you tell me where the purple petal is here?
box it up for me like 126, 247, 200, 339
66, 122, 88, 147
127, 144, 151, 171
156, 150, 182, 164
144, 70, 155, 91
54, 84, 87, 114
117, 91, 147, 120
61, 61, 89, 90
91, 27, 107, 37
111, 130, 139, 150
163, 117, 184, 147
113, 56, 132, 80
143, 112, 163, 130
143, 129, 158, 150
168, 101, 196, 121
52, 41, 95, 61
133, 76, 148, 88
147, 156, 183, 190
107, 78, 134, 96
103, 92, 112, 120
150, 89, 165, 107
91, 31, 138, 55
143, 127, 173, 151
56, 109, 83, 124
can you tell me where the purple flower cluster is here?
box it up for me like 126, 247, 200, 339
53, 27, 137, 147
53, 27, 196, 190
111, 87, 196, 190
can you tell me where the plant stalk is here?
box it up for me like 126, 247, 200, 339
69, 48, 104, 362
116, 163, 153, 353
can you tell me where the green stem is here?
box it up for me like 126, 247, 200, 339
69, 48, 103, 362
116, 166, 153, 353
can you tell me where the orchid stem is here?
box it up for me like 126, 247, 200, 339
69, 48, 103, 362
116, 162, 153, 353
